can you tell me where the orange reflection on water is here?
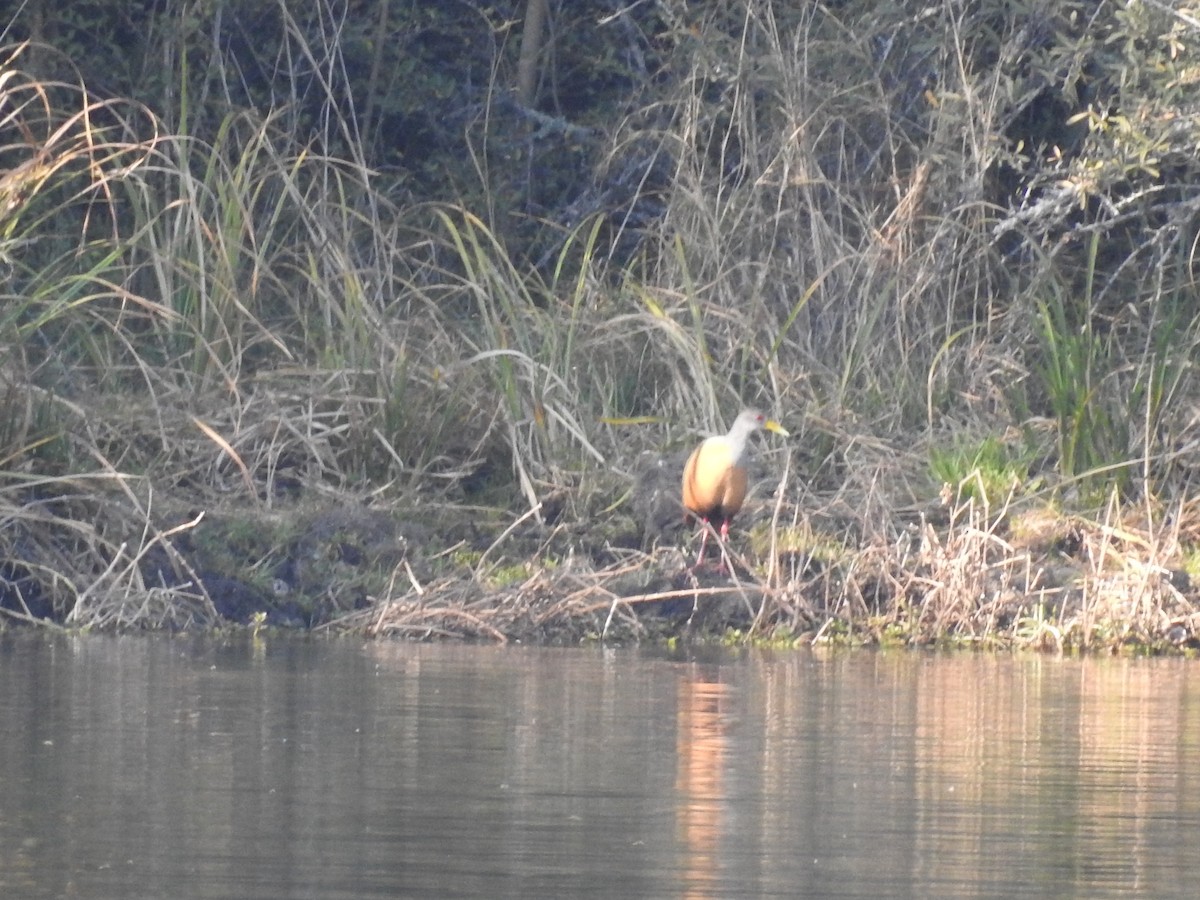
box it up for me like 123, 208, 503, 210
675, 672, 731, 898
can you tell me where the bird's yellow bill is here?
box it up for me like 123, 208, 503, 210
763, 419, 789, 437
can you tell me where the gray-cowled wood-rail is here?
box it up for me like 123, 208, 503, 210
682, 409, 789, 570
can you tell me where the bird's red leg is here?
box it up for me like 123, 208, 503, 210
715, 519, 732, 574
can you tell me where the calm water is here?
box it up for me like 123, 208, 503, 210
1, 636, 1199, 899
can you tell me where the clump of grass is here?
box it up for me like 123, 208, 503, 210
929, 435, 1035, 506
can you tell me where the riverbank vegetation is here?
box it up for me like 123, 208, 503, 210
2, 1, 1200, 651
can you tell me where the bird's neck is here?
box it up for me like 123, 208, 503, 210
724, 432, 751, 467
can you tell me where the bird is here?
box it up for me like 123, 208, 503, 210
682, 408, 789, 571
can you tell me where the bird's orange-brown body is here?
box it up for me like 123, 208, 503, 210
682, 409, 788, 570
683, 439, 749, 533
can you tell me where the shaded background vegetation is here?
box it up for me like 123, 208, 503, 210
3, 0, 1200, 638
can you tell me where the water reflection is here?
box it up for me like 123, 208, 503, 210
0, 637, 1198, 898
676, 673, 729, 898
739, 652, 1200, 898
907, 655, 1200, 897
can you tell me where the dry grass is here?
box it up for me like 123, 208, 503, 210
2, 2, 1200, 650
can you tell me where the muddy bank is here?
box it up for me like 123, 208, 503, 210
3, 449, 1198, 651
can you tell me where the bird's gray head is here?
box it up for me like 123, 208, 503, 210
724, 408, 786, 464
